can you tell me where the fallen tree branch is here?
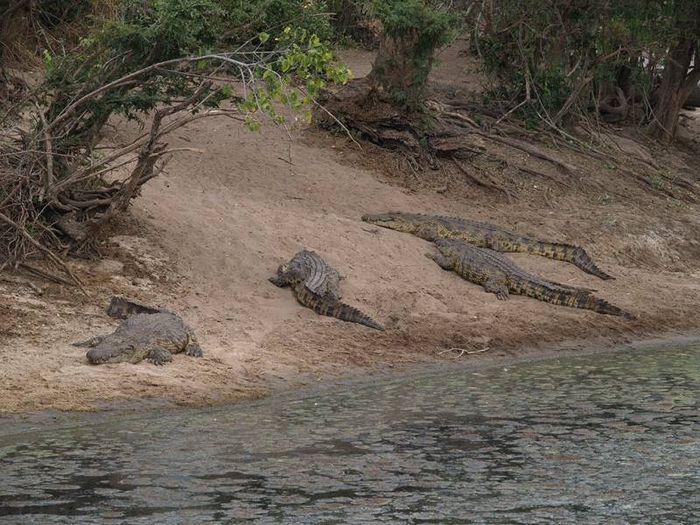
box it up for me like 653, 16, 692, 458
36, 107, 54, 201
0, 210, 86, 293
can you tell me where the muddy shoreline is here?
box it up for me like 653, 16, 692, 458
2, 331, 698, 425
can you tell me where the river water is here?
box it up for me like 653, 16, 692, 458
1, 343, 698, 524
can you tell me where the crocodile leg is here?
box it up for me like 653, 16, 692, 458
426, 252, 453, 270
484, 278, 510, 300
184, 331, 203, 357
148, 347, 173, 366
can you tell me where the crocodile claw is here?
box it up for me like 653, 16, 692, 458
148, 348, 173, 365
186, 343, 203, 358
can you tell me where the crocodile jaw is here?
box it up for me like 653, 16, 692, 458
434, 238, 461, 256
87, 344, 150, 364
361, 213, 417, 234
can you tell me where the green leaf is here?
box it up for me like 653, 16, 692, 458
244, 116, 261, 132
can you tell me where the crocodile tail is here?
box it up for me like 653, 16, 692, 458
517, 282, 632, 318
571, 292, 635, 319
526, 241, 614, 280
294, 284, 385, 331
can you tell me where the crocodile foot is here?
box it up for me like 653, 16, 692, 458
148, 347, 173, 366
185, 343, 203, 358
484, 279, 509, 300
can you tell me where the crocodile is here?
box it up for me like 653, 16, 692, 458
75, 300, 203, 365
362, 212, 613, 280
270, 249, 384, 331
428, 238, 632, 318
106, 295, 165, 319
270, 249, 342, 301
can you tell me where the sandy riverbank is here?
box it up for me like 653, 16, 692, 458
2, 45, 699, 414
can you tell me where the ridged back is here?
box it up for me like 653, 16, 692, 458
366, 212, 613, 280
436, 239, 628, 317
278, 250, 342, 300
294, 284, 384, 330
438, 239, 553, 285
106, 296, 164, 319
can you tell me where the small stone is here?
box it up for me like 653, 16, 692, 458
93, 259, 124, 276
132, 278, 152, 289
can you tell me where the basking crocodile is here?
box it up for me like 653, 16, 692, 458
428, 238, 632, 318
270, 249, 384, 331
270, 249, 343, 301
75, 299, 203, 365
106, 295, 165, 319
362, 212, 613, 280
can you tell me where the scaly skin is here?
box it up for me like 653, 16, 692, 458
270, 249, 342, 300
76, 311, 203, 365
270, 250, 384, 331
106, 296, 165, 319
293, 282, 384, 331
430, 238, 633, 318
362, 212, 613, 280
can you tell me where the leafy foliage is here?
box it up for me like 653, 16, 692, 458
0, 0, 349, 270
216, 0, 333, 43
476, 0, 700, 130
38, 0, 347, 153
369, 0, 459, 109
374, 0, 456, 46
240, 27, 351, 129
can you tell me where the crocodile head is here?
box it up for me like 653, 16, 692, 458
434, 238, 462, 257
361, 212, 420, 234
86, 341, 148, 364
269, 262, 293, 288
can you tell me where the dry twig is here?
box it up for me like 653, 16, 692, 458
438, 346, 491, 357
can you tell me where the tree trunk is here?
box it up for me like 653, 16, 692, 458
329, 1, 361, 37
685, 83, 700, 108
368, 29, 434, 111
651, 38, 700, 142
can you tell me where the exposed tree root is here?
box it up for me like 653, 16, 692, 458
319, 79, 699, 202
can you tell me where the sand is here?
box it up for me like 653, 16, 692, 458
2, 46, 699, 414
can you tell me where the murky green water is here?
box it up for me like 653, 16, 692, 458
1, 343, 699, 524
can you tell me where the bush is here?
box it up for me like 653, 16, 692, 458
217, 0, 333, 43
369, 0, 459, 109
0, 0, 349, 272
475, 0, 700, 134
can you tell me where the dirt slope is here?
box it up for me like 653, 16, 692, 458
2, 47, 699, 414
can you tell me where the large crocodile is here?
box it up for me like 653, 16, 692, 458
362, 212, 613, 280
270, 249, 384, 330
270, 249, 343, 301
75, 298, 203, 365
428, 238, 632, 318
